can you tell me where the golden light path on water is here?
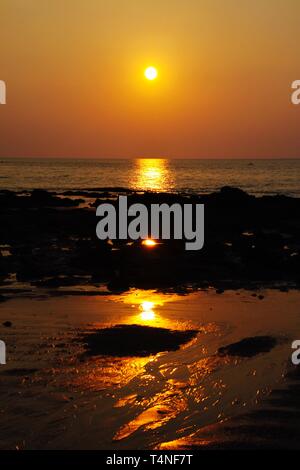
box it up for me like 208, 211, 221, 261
71, 289, 195, 395
140, 301, 155, 320
111, 288, 190, 329
133, 158, 174, 192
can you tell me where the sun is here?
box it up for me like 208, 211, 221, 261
144, 66, 158, 81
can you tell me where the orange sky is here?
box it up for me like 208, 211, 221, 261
0, 0, 299, 158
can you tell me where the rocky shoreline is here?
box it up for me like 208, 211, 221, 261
0, 186, 299, 298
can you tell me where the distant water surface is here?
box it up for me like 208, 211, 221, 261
0, 158, 300, 196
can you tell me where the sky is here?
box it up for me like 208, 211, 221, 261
0, 0, 299, 158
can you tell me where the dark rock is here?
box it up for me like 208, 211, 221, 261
218, 336, 277, 358
220, 186, 252, 200
1, 187, 300, 290
216, 288, 225, 294
2, 321, 12, 327
80, 324, 198, 357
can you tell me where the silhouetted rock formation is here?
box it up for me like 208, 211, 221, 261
0, 187, 299, 291
218, 336, 277, 357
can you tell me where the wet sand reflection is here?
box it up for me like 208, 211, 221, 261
0, 289, 299, 449
110, 288, 193, 329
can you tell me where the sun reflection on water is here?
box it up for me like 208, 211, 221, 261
140, 301, 155, 320
133, 158, 174, 192
141, 239, 157, 248
111, 288, 186, 328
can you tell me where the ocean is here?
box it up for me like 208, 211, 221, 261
0, 158, 300, 196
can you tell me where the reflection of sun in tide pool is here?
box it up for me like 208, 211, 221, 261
142, 239, 157, 247
140, 301, 155, 321
111, 288, 188, 328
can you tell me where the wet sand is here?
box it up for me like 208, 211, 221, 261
0, 288, 300, 449
1, 186, 300, 449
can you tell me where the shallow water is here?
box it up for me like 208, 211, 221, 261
0, 288, 299, 449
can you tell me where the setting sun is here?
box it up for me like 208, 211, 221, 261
144, 66, 158, 81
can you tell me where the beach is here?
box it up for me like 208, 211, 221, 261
0, 289, 300, 449
2, 0, 300, 457
0, 175, 300, 449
